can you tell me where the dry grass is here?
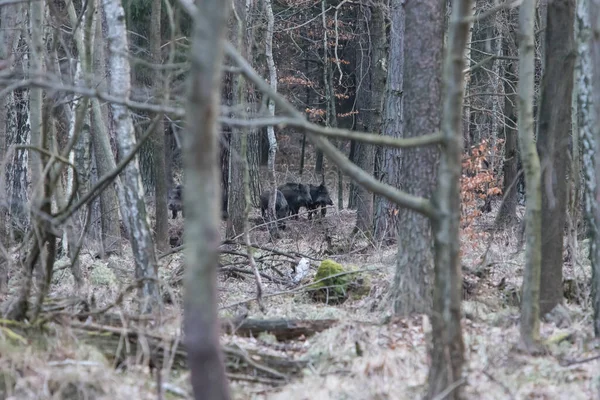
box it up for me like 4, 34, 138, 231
1, 193, 598, 399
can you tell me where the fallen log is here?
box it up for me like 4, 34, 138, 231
69, 320, 306, 381
222, 318, 338, 341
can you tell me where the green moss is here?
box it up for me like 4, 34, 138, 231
310, 260, 371, 304
89, 263, 118, 287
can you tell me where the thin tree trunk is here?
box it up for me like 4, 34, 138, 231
374, 0, 404, 242
354, 1, 385, 236
567, 15, 580, 264
265, 0, 279, 237
183, 0, 232, 398
102, 0, 160, 312
537, 0, 575, 316
91, 0, 122, 257
427, 0, 470, 397
227, 0, 250, 238
518, 0, 543, 353
588, 0, 600, 336
64, 0, 96, 290
28, 0, 44, 194
0, 1, 22, 294
150, 0, 169, 252
497, 18, 519, 227
392, 0, 444, 316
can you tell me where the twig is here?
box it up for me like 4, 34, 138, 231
482, 370, 515, 399
560, 353, 600, 367
220, 266, 382, 310
431, 378, 466, 400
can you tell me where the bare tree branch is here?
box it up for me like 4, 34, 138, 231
224, 42, 437, 219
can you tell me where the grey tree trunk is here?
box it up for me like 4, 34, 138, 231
427, 0, 470, 397
518, 0, 543, 353
588, 0, 600, 336
353, 1, 385, 237
0, 1, 22, 293
265, 0, 280, 237
373, 0, 404, 242
91, 1, 122, 257
102, 0, 160, 311
150, 0, 169, 253
392, 0, 444, 316
64, 0, 96, 290
537, 0, 575, 316
28, 0, 44, 193
496, 12, 519, 227
227, 0, 251, 238
183, 0, 232, 398
496, 20, 519, 227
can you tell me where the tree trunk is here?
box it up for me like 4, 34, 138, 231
353, 1, 385, 236
427, 1, 470, 397
227, 0, 250, 238
392, 0, 444, 316
348, 140, 357, 209
183, 0, 232, 398
91, 1, 122, 257
587, 0, 600, 336
537, 0, 575, 316
102, 0, 160, 312
373, 0, 404, 242
64, 0, 96, 290
496, 19, 519, 227
150, 0, 169, 253
566, 46, 580, 263
518, 0, 543, 352
28, 0, 44, 193
0, 1, 22, 293
315, 150, 324, 174
265, 0, 280, 237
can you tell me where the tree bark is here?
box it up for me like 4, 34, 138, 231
518, 0, 543, 352
537, 0, 575, 316
227, 0, 250, 238
392, 0, 444, 316
64, 0, 96, 290
150, 0, 169, 253
588, 0, 600, 336
90, 0, 122, 257
183, 0, 232, 398
373, 0, 404, 242
265, 0, 280, 237
426, 0, 470, 398
353, 1, 385, 237
102, 0, 160, 311
0, 1, 22, 293
28, 0, 44, 193
496, 19, 519, 227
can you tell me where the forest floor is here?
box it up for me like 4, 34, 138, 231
0, 198, 598, 399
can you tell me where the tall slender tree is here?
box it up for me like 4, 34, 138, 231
392, 0, 445, 315
496, 11, 520, 227
227, 0, 251, 238
103, 0, 160, 311
427, 0, 471, 396
183, 0, 232, 398
518, 0, 543, 352
588, 0, 600, 335
353, 1, 386, 236
373, 0, 403, 242
537, 0, 576, 316
150, 0, 169, 252
90, 1, 122, 257
0, 0, 22, 294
